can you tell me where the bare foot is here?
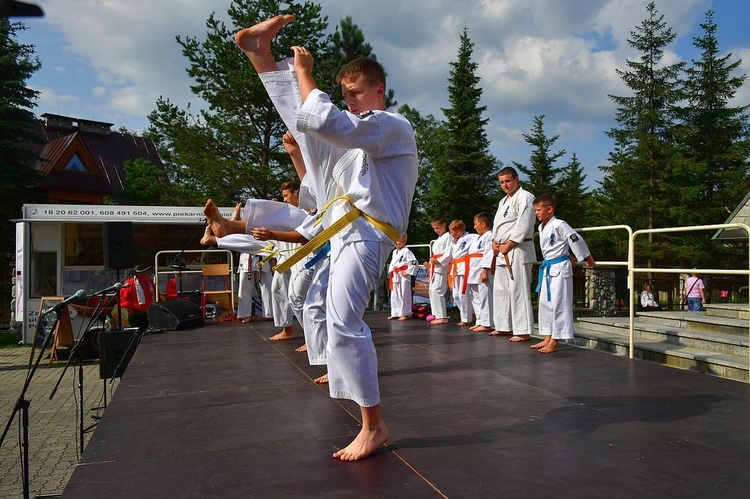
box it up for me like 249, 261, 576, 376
398, 316, 410, 321
509, 335, 530, 342
386, 316, 397, 320
333, 425, 389, 461
204, 199, 228, 237
269, 330, 296, 341
539, 342, 557, 353
531, 338, 550, 349
231, 202, 242, 221
314, 373, 328, 384
488, 330, 511, 336
472, 326, 493, 332
234, 15, 296, 72
430, 318, 449, 325
456, 322, 469, 326
295, 344, 307, 352
200, 225, 217, 246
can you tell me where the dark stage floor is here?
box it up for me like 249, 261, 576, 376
64, 311, 750, 498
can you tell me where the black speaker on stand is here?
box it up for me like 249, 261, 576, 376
103, 222, 134, 270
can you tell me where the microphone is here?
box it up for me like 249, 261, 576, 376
42, 289, 86, 316
93, 281, 129, 295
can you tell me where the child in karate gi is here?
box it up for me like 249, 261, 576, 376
425, 216, 452, 325
532, 194, 595, 354
448, 220, 477, 326
387, 234, 419, 321
467, 212, 494, 333
205, 14, 418, 461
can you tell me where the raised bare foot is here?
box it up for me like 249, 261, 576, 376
333, 425, 389, 461
509, 335, 530, 342
531, 338, 550, 349
314, 373, 328, 384
295, 344, 307, 352
231, 202, 242, 221
269, 330, 295, 341
234, 15, 296, 71
200, 225, 217, 246
203, 199, 228, 237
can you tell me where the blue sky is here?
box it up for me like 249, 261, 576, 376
15, 0, 750, 189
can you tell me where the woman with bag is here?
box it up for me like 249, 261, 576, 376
684, 272, 706, 311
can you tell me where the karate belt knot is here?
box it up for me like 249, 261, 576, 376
535, 255, 570, 301
273, 195, 400, 274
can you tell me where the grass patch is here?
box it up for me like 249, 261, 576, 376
0, 330, 24, 348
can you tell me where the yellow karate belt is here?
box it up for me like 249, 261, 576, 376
273, 195, 400, 274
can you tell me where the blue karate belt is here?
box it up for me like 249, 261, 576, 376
305, 242, 331, 270
535, 255, 570, 301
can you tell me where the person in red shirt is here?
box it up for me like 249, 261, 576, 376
120, 264, 156, 331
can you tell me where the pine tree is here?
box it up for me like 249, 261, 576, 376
680, 10, 750, 227
598, 1, 686, 266
423, 26, 499, 226
513, 115, 565, 199
555, 152, 589, 229
0, 19, 44, 256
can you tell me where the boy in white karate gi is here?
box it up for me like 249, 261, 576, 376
448, 220, 477, 326
205, 14, 418, 461
467, 212, 494, 333
387, 234, 419, 321
532, 194, 595, 354
425, 216, 453, 325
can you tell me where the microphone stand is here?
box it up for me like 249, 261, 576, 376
0, 307, 61, 499
48, 289, 119, 456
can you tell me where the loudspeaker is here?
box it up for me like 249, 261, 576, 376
99, 328, 139, 379
103, 222, 134, 270
148, 300, 204, 331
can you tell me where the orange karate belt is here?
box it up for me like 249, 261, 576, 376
388, 264, 409, 291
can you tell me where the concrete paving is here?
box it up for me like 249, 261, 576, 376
0, 346, 120, 499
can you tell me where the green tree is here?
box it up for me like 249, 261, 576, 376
0, 19, 44, 256
423, 26, 499, 226
513, 114, 565, 199
398, 104, 442, 246
680, 10, 750, 228
148, 0, 329, 206
598, 1, 686, 266
555, 152, 589, 229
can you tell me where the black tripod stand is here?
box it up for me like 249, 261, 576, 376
0, 307, 61, 499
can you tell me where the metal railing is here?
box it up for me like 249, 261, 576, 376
628, 223, 750, 369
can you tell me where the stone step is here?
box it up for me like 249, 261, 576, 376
704, 303, 749, 321
578, 316, 748, 356
562, 325, 749, 383
635, 311, 749, 337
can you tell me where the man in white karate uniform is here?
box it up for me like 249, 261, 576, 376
204, 15, 418, 461
491, 167, 536, 342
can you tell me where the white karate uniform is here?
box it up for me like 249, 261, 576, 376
537, 216, 591, 340
255, 255, 273, 318
260, 60, 418, 407
271, 240, 294, 328
466, 231, 494, 328
296, 212, 329, 366
492, 186, 536, 335
450, 232, 478, 323
236, 253, 254, 318
388, 246, 419, 317
428, 231, 453, 319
